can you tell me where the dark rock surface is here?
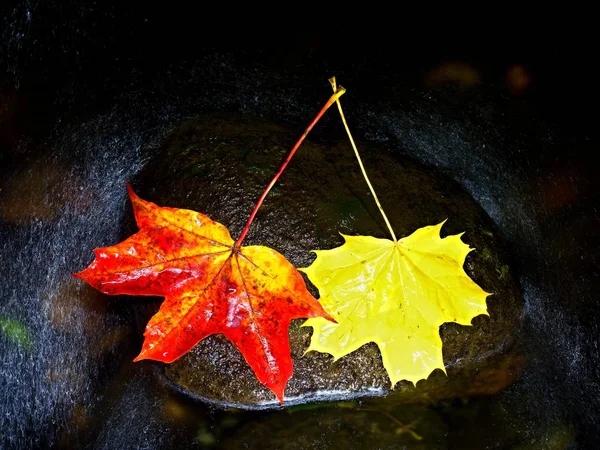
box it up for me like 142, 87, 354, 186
132, 114, 523, 409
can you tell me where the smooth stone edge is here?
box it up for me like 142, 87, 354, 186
152, 364, 387, 411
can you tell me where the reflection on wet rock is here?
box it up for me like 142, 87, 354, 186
426, 62, 481, 87
506, 65, 531, 94
0, 114, 145, 446
0, 315, 33, 349
46, 282, 108, 332
0, 159, 86, 224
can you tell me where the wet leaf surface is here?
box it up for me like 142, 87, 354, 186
303, 222, 490, 386
75, 186, 332, 401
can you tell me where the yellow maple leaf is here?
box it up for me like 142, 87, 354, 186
301, 222, 490, 386
301, 77, 491, 387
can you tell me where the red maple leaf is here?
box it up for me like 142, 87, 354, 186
74, 186, 333, 401
74, 86, 345, 402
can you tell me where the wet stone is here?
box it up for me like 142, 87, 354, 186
132, 114, 524, 409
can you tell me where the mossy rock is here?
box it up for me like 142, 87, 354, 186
132, 114, 523, 409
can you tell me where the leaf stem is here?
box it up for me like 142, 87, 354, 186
328, 77, 397, 242
234, 86, 346, 248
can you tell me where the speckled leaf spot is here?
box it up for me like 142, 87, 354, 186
301, 222, 491, 386
74, 186, 333, 402
303, 77, 491, 387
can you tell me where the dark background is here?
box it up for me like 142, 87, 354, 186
2, 6, 599, 164
1, 3, 598, 448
